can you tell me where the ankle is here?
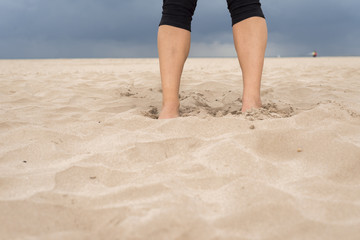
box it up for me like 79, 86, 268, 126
242, 96, 261, 103
241, 96, 262, 112
159, 103, 180, 119
162, 100, 180, 109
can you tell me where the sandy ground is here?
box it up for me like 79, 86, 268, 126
0, 57, 360, 240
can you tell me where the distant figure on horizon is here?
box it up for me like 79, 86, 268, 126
157, 0, 268, 119
312, 51, 318, 58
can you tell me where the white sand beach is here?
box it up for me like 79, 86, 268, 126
0, 57, 360, 239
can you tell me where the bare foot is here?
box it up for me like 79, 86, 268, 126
241, 98, 262, 112
158, 103, 180, 119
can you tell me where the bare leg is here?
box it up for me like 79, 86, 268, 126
158, 25, 191, 119
232, 17, 267, 112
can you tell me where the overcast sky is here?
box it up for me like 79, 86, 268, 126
0, 0, 359, 58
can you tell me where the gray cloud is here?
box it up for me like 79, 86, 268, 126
0, 0, 359, 58
191, 0, 360, 56
262, 0, 360, 56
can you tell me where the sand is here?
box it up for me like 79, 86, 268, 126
0, 57, 360, 240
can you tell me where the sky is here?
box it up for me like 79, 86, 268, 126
0, 0, 359, 58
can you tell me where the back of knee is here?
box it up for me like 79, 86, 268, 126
227, 0, 265, 26
159, 0, 197, 32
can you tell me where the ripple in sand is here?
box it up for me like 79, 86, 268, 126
244, 102, 294, 120
143, 105, 159, 119
120, 86, 296, 119
122, 137, 205, 166
143, 100, 294, 120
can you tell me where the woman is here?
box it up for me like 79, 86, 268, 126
158, 0, 267, 119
